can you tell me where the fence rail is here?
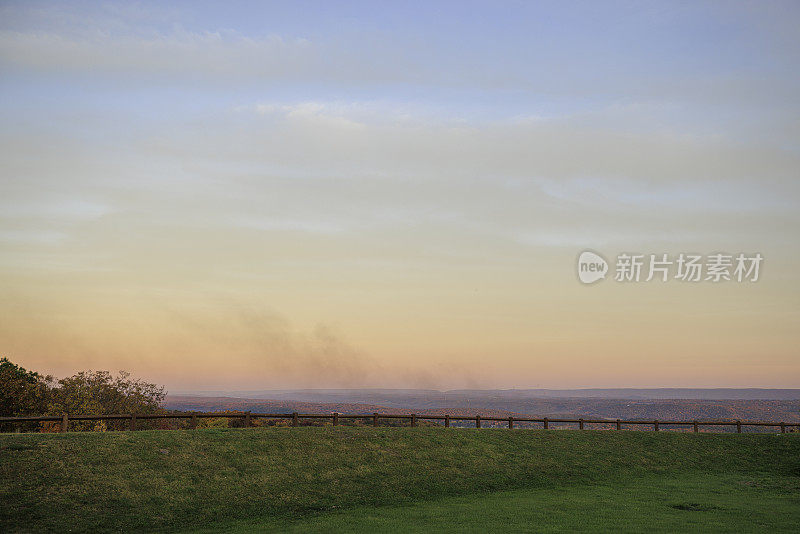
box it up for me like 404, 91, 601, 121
1, 412, 798, 434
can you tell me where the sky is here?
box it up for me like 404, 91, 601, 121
0, 0, 798, 390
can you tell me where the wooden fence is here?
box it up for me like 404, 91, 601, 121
1, 412, 799, 433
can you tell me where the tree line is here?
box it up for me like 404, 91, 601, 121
0, 357, 165, 431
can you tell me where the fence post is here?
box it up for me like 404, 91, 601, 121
5, 413, 794, 436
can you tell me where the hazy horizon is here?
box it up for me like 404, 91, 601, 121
165, 387, 800, 403
1, 1, 799, 390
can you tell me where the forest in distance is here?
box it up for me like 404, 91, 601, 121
164, 393, 800, 427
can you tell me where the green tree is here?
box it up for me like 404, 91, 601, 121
48, 370, 166, 431
0, 357, 51, 417
49, 370, 165, 414
1, 359, 167, 432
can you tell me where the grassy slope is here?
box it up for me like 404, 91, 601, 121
190, 475, 800, 533
1, 428, 799, 533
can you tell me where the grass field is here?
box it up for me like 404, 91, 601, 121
2, 427, 799, 532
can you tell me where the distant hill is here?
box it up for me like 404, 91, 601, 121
163, 395, 530, 420
164, 393, 800, 423
173, 388, 800, 401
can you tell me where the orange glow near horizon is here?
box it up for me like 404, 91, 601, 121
2, 243, 797, 390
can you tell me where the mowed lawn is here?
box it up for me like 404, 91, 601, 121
188, 474, 800, 533
2, 427, 799, 533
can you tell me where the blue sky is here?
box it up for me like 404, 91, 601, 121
2, 1, 798, 125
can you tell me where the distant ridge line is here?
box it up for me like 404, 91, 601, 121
172, 388, 800, 401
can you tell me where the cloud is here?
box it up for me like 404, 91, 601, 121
252, 101, 368, 131
0, 198, 111, 220
198, 100, 800, 201
2, 96, 797, 263
0, 229, 66, 244
0, 28, 312, 79
2, 0, 797, 109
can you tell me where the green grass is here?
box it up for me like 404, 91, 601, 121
2, 427, 799, 533
187, 474, 800, 533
